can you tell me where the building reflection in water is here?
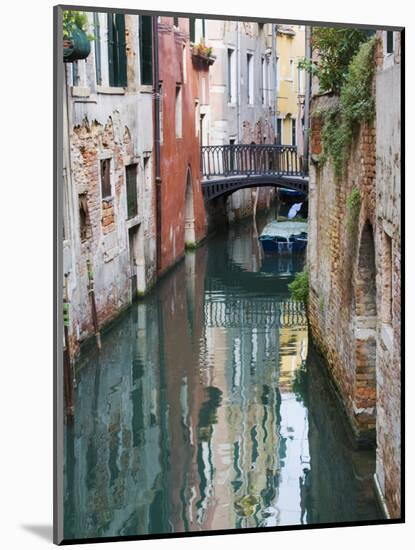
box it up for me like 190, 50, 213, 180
64, 215, 381, 540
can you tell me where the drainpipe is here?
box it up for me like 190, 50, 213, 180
236, 23, 241, 143
272, 24, 277, 139
303, 25, 312, 173
152, 16, 162, 272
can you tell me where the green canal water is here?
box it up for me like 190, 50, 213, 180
64, 212, 381, 540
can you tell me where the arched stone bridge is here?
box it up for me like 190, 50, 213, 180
201, 144, 309, 201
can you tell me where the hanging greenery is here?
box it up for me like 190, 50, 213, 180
298, 27, 370, 94
63, 10, 94, 41
315, 36, 376, 177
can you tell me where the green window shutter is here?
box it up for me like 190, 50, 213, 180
189, 18, 195, 43
107, 13, 115, 86
93, 13, 102, 85
139, 16, 153, 85
115, 14, 127, 87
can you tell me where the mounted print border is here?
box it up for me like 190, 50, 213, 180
54, 4, 404, 545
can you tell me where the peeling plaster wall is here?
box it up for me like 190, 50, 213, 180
63, 14, 156, 358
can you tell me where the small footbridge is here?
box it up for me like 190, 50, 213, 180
201, 144, 309, 201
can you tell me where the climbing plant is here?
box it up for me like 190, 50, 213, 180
316, 36, 376, 177
299, 27, 369, 94
289, 270, 309, 304
346, 186, 361, 235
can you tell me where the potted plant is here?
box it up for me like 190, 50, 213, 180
191, 39, 215, 64
63, 11, 93, 63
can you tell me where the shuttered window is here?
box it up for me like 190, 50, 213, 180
139, 16, 153, 85
93, 13, 102, 85
107, 13, 127, 87
126, 164, 138, 219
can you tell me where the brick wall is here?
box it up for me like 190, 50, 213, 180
307, 32, 401, 518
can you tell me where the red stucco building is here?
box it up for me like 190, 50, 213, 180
155, 16, 214, 274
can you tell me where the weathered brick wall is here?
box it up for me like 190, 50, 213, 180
63, 15, 157, 360
308, 107, 377, 442
307, 33, 401, 518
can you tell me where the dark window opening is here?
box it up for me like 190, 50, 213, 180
126, 164, 138, 219
276, 119, 282, 144
79, 193, 91, 241
227, 49, 234, 103
107, 13, 127, 87
386, 31, 394, 54
173, 17, 179, 27
189, 18, 195, 42
139, 16, 153, 85
292, 119, 297, 146
100, 158, 112, 199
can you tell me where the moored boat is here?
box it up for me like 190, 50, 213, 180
259, 221, 308, 253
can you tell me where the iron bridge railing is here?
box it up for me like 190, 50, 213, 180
201, 144, 307, 179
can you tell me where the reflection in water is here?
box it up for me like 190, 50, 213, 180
64, 213, 381, 540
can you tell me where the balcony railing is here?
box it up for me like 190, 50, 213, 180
201, 144, 306, 179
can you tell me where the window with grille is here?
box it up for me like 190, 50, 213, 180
126, 164, 138, 219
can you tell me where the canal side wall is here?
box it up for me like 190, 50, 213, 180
307, 32, 401, 518
63, 14, 157, 359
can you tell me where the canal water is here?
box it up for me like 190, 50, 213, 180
64, 211, 381, 540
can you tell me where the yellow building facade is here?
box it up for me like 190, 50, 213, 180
275, 25, 306, 153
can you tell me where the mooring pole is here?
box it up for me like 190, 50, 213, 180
87, 259, 102, 350
63, 274, 74, 418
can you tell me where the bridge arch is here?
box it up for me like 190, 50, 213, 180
353, 220, 377, 441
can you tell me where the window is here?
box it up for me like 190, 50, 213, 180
297, 67, 304, 95
173, 17, 179, 28
100, 158, 112, 199
195, 99, 200, 137
79, 193, 91, 241
189, 18, 196, 42
247, 53, 254, 104
227, 49, 235, 103
93, 13, 102, 85
261, 55, 271, 105
175, 85, 182, 138
182, 45, 187, 84
291, 118, 296, 146
126, 164, 138, 219
229, 138, 236, 172
386, 31, 394, 54
189, 18, 206, 42
139, 16, 153, 85
276, 118, 282, 144
107, 13, 127, 87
